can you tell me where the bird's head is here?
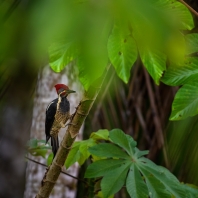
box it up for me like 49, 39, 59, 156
54, 84, 75, 97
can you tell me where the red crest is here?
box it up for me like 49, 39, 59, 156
54, 84, 69, 94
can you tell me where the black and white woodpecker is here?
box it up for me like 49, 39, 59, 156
45, 84, 75, 157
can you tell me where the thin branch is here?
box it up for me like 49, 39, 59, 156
178, 0, 198, 18
25, 156, 89, 186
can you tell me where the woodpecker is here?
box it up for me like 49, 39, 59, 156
45, 84, 75, 157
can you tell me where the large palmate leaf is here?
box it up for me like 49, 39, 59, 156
162, 57, 198, 86
170, 82, 198, 120
85, 129, 198, 198
108, 24, 138, 83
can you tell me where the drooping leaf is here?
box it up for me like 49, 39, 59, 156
109, 129, 134, 156
90, 129, 109, 141
101, 161, 131, 198
49, 42, 76, 72
126, 164, 149, 198
139, 48, 166, 85
88, 143, 129, 159
85, 159, 126, 178
170, 82, 198, 120
161, 57, 198, 86
185, 33, 198, 55
108, 24, 138, 83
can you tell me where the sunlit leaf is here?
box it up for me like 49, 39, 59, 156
108, 24, 138, 83
90, 129, 109, 141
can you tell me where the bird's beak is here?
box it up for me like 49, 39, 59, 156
66, 89, 76, 94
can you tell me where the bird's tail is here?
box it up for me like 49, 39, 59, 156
51, 136, 59, 158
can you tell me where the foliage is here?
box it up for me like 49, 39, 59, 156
26, 139, 51, 158
46, 0, 198, 121
71, 129, 198, 197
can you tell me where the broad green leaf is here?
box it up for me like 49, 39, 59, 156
88, 143, 129, 159
170, 82, 198, 120
185, 33, 198, 55
65, 142, 81, 168
107, 24, 138, 83
184, 184, 198, 198
85, 159, 126, 178
110, 129, 133, 156
161, 57, 198, 86
90, 129, 109, 141
49, 42, 75, 72
101, 161, 131, 198
139, 48, 166, 85
126, 164, 149, 198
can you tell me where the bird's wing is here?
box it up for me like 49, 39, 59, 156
45, 98, 58, 143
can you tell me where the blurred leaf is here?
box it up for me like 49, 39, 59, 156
162, 57, 198, 86
49, 41, 76, 72
27, 139, 38, 148
47, 153, 53, 166
107, 24, 138, 83
85, 159, 126, 178
110, 128, 134, 156
140, 48, 166, 85
101, 161, 131, 198
185, 33, 198, 55
88, 143, 129, 159
126, 164, 149, 198
170, 82, 198, 120
90, 129, 109, 141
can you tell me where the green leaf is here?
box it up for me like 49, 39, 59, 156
65, 142, 81, 168
49, 42, 76, 72
161, 57, 198, 86
134, 148, 149, 158
107, 24, 138, 83
88, 143, 129, 159
126, 164, 149, 198
170, 82, 198, 120
185, 33, 198, 54
78, 138, 96, 164
90, 129, 109, 141
85, 159, 126, 178
156, 0, 194, 30
110, 129, 134, 156
140, 48, 166, 85
47, 153, 53, 166
101, 161, 131, 198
